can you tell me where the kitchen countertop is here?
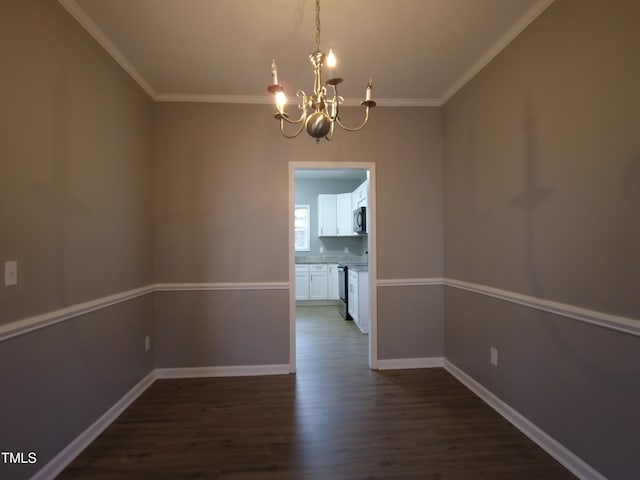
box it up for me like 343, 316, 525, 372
345, 264, 368, 272
295, 256, 367, 265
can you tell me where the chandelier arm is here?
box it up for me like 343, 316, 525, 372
279, 117, 306, 138
325, 120, 335, 141
279, 111, 306, 125
327, 86, 339, 120
279, 91, 309, 124
335, 106, 371, 132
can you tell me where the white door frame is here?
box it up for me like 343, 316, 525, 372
288, 161, 378, 373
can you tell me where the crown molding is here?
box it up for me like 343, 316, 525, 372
440, 0, 555, 104
57, 0, 440, 108
59, 0, 553, 108
154, 93, 273, 104
155, 93, 441, 107
57, 0, 157, 99
366, 98, 442, 107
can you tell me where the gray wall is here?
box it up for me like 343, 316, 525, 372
0, 1, 154, 478
0, 4, 444, 473
295, 178, 367, 259
4, 0, 636, 478
155, 290, 289, 367
442, 1, 640, 478
378, 285, 443, 359
153, 102, 444, 366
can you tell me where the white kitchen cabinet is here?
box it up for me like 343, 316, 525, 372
318, 193, 355, 237
296, 263, 339, 302
295, 264, 310, 300
309, 264, 328, 300
348, 270, 358, 320
336, 193, 353, 236
348, 268, 369, 334
327, 264, 339, 300
352, 179, 368, 210
318, 194, 337, 236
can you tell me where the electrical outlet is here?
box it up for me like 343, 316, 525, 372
490, 347, 498, 366
144, 336, 151, 352
344, 246, 349, 253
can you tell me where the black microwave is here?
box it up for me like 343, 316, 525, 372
353, 206, 366, 234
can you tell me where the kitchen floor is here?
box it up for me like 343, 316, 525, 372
296, 305, 368, 372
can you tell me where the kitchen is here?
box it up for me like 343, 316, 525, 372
294, 169, 371, 335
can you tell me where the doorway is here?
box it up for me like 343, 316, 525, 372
288, 162, 378, 373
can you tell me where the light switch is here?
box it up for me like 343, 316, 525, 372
4, 261, 18, 286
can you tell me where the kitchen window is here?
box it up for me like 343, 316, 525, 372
295, 204, 310, 251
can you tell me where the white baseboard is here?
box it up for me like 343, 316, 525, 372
443, 360, 606, 480
32, 364, 290, 479
377, 357, 444, 370
155, 364, 291, 379
32, 370, 157, 480
296, 300, 341, 306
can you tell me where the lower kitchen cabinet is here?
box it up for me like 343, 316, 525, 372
327, 264, 339, 300
309, 264, 328, 300
296, 263, 339, 301
295, 265, 310, 300
348, 268, 370, 333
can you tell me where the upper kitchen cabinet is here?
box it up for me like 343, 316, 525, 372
336, 193, 353, 236
352, 179, 368, 210
318, 194, 337, 236
318, 193, 354, 237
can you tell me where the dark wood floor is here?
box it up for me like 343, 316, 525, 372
58, 306, 575, 479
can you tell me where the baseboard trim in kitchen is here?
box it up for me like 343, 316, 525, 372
32, 370, 157, 480
155, 364, 291, 379
377, 357, 444, 370
443, 359, 606, 480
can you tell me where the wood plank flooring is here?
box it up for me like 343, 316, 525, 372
58, 306, 575, 479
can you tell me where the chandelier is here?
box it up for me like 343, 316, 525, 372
267, 0, 376, 142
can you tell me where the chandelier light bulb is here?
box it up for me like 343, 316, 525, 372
327, 49, 336, 68
276, 91, 287, 112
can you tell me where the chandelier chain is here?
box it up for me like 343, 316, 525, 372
315, 0, 321, 51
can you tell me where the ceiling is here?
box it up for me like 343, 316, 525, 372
295, 169, 368, 181
60, 0, 553, 106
